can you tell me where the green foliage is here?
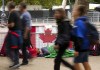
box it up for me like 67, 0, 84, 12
93, 0, 100, 3
0, 0, 100, 8
0, 0, 2, 6
90, 0, 100, 3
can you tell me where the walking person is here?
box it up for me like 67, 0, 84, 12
5, 2, 22, 68
54, 8, 74, 70
19, 2, 32, 65
72, 5, 91, 70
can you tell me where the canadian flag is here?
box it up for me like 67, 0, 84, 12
31, 25, 57, 49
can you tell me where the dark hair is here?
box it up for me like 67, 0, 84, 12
55, 8, 67, 19
7, 1, 16, 9
77, 5, 87, 16
20, 2, 27, 9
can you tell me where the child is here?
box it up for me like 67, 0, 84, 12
72, 5, 91, 70
54, 8, 74, 70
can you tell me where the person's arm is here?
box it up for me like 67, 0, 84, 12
24, 27, 30, 39
74, 36, 83, 57
23, 15, 31, 39
8, 22, 15, 28
74, 20, 86, 51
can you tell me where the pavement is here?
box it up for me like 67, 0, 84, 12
0, 56, 100, 70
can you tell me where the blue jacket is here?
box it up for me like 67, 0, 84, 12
72, 16, 90, 51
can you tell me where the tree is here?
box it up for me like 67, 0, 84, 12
90, 0, 100, 3
95, 0, 100, 3
0, 0, 62, 8
0, 0, 2, 6
0, 0, 100, 8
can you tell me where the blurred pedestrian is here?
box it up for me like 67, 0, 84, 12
72, 5, 91, 70
6, 1, 22, 68
54, 8, 74, 70
19, 2, 32, 65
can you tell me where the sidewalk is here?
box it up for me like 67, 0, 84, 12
0, 56, 100, 70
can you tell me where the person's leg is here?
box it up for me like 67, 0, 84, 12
82, 52, 91, 70
9, 49, 20, 68
13, 49, 19, 65
54, 44, 74, 70
41, 47, 50, 56
61, 44, 74, 70
74, 52, 83, 70
6, 47, 11, 58
83, 62, 91, 70
61, 59, 74, 70
22, 41, 28, 64
54, 46, 65, 70
74, 63, 81, 70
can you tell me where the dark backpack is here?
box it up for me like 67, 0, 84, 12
85, 21, 99, 45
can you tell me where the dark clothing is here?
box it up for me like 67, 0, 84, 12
22, 41, 28, 63
22, 32, 30, 47
5, 30, 23, 64
20, 11, 31, 63
74, 52, 89, 63
22, 38, 31, 63
8, 11, 21, 30
54, 20, 74, 70
6, 10, 22, 65
6, 30, 23, 49
54, 44, 74, 70
72, 36, 89, 52
55, 20, 72, 45
72, 16, 90, 52
41, 47, 50, 56
6, 48, 19, 64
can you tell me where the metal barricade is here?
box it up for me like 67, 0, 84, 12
88, 11, 100, 23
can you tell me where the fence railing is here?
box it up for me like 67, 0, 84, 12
0, 30, 100, 49
88, 11, 100, 23
32, 17, 56, 24
31, 11, 100, 24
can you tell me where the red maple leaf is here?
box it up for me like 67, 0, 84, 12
39, 29, 56, 43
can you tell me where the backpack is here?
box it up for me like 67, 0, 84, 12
84, 20, 99, 45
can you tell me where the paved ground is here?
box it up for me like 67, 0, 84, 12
0, 56, 100, 70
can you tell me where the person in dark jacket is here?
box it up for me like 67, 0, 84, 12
54, 8, 74, 70
72, 5, 91, 70
5, 2, 23, 68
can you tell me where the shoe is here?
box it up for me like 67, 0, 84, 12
21, 63, 28, 65
9, 64, 15, 68
10, 64, 20, 69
